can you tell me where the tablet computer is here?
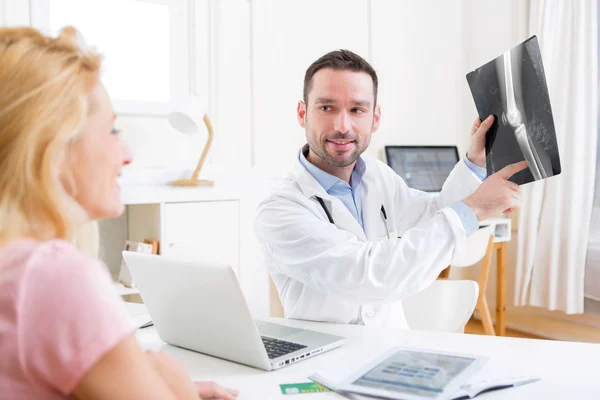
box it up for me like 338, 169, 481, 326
337, 347, 488, 400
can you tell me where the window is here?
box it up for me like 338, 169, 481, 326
31, 0, 190, 115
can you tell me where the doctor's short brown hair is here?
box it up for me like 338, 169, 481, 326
303, 49, 378, 108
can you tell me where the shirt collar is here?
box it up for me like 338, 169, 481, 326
352, 154, 366, 187
298, 144, 366, 191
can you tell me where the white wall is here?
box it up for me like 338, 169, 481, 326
208, 0, 252, 168
369, 0, 467, 160
0, 0, 29, 27
462, 0, 529, 151
117, 0, 253, 175
251, 0, 370, 172
249, 0, 529, 171
1, 1, 528, 172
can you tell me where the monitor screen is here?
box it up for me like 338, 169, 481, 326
385, 146, 460, 192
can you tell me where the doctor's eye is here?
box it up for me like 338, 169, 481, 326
319, 105, 332, 112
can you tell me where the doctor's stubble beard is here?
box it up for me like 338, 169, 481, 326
305, 124, 372, 169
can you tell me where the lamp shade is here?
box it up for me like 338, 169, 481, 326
167, 96, 205, 135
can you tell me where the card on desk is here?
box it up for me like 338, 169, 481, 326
280, 382, 331, 395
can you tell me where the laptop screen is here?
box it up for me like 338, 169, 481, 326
385, 146, 460, 192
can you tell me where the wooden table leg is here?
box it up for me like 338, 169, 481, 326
494, 242, 507, 336
477, 235, 495, 335
438, 266, 451, 279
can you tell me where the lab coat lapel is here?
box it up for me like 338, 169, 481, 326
293, 160, 367, 241
361, 177, 381, 239
361, 170, 393, 240
328, 196, 366, 241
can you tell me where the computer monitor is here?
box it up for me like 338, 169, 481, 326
384, 146, 460, 192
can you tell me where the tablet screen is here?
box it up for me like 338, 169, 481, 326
351, 349, 479, 398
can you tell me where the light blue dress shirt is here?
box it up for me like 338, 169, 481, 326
456, 157, 487, 234
299, 149, 486, 235
300, 150, 366, 228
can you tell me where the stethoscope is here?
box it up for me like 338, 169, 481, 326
315, 196, 393, 239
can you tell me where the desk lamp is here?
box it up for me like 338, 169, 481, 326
167, 97, 214, 187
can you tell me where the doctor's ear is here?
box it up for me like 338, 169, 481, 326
372, 104, 381, 133
297, 100, 307, 128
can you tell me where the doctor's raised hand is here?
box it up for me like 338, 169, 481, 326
463, 114, 527, 220
466, 115, 495, 167
463, 161, 528, 221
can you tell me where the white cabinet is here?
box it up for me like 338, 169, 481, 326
126, 200, 240, 276
162, 201, 240, 274
99, 166, 271, 317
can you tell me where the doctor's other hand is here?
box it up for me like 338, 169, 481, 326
466, 115, 494, 168
463, 161, 528, 221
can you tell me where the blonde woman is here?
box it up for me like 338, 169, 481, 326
0, 27, 239, 400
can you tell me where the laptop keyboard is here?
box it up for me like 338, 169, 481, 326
262, 337, 307, 359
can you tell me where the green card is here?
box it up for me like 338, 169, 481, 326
280, 382, 331, 395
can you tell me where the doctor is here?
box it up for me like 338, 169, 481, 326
254, 50, 526, 328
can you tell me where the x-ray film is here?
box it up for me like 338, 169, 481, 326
467, 35, 561, 185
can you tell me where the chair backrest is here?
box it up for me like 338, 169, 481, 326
451, 225, 495, 267
403, 280, 479, 333
269, 276, 284, 317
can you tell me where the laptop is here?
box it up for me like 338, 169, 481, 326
385, 145, 460, 193
122, 252, 345, 371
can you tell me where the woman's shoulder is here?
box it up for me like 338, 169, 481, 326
1, 237, 85, 264
30, 239, 87, 262
2, 237, 80, 256
0, 238, 99, 286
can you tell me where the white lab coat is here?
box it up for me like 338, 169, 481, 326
254, 151, 482, 329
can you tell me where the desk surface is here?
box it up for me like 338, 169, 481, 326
135, 317, 600, 399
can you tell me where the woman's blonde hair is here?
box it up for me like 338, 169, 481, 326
0, 27, 101, 246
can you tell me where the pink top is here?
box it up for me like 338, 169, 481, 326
0, 239, 134, 399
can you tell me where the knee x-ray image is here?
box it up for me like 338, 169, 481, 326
467, 35, 561, 185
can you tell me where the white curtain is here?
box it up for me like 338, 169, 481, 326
515, 0, 598, 314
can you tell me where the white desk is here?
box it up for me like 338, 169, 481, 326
135, 317, 600, 399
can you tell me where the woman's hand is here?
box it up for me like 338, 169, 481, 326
195, 381, 239, 400
146, 350, 239, 399
145, 350, 199, 399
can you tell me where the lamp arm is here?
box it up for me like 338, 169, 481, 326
190, 114, 214, 182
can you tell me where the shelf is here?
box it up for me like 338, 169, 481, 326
120, 184, 241, 205
114, 282, 141, 296
118, 165, 244, 205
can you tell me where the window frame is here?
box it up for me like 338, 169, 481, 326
30, 0, 191, 116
